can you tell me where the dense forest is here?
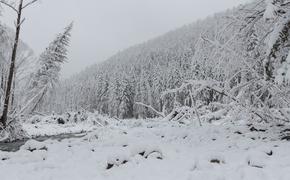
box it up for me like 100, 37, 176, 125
33, 1, 290, 123
1, 0, 290, 123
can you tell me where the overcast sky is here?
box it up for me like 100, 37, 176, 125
1, 0, 251, 78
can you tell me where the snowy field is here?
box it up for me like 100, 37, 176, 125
0, 119, 290, 180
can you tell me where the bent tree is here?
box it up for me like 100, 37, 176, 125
0, 0, 38, 128
22, 23, 73, 115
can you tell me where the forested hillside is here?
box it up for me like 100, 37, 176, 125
43, 9, 237, 118
40, 1, 289, 122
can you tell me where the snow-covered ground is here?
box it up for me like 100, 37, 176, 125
22, 112, 109, 137
23, 123, 97, 137
0, 119, 290, 180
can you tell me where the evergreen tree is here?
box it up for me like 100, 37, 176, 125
22, 23, 73, 114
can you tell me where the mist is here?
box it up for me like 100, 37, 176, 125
1, 0, 250, 78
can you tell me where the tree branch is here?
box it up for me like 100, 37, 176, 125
135, 102, 165, 117
0, 1, 18, 13
22, 0, 38, 9
205, 85, 265, 121
189, 89, 202, 126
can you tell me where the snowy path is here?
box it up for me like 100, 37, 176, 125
0, 120, 290, 180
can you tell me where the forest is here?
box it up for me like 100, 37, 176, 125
36, 1, 290, 122
1, 0, 290, 180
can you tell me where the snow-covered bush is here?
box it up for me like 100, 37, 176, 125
0, 117, 29, 142
29, 115, 43, 124
64, 111, 88, 123
25, 111, 111, 128
88, 113, 109, 126
163, 106, 194, 124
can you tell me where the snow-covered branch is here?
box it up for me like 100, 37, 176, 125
135, 102, 165, 118
22, 0, 38, 9
0, 0, 18, 13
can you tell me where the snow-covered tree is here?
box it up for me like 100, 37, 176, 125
22, 23, 73, 115
263, 0, 290, 83
0, 0, 39, 128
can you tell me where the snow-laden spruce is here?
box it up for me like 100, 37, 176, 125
21, 23, 73, 115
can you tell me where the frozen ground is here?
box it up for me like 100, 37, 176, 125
0, 119, 290, 180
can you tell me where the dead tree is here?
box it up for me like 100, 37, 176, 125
0, 0, 38, 128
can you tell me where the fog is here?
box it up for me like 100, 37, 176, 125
0, 0, 251, 78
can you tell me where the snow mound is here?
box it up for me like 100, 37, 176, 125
21, 140, 48, 152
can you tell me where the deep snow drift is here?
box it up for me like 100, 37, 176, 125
0, 118, 290, 180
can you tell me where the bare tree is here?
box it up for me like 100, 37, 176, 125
0, 0, 38, 128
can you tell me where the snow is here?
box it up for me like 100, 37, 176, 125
23, 123, 97, 137
266, 10, 290, 55
21, 112, 109, 137
276, 50, 290, 84
0, 119, 290, 180
1, 1, 290, 179
263, 0, 278, 21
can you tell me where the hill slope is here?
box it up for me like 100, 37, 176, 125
45, 1, 280, 121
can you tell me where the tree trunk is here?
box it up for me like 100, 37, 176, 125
11, 69, 16, 111
0, 0, 23, 128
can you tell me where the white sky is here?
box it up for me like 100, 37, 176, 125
0, 0, 252, 78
